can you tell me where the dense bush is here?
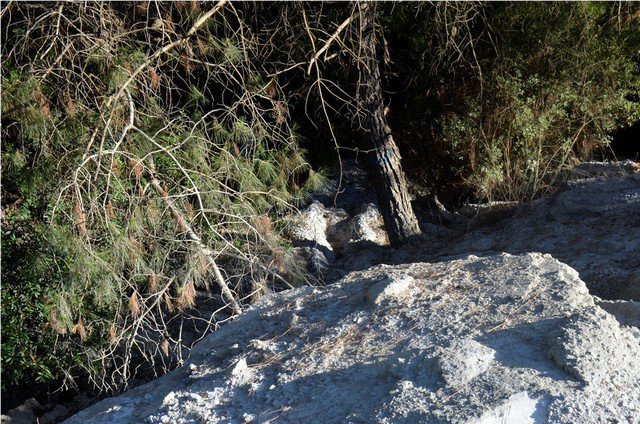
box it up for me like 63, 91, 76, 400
1, 1, 323, 395
386, 2, 640, 202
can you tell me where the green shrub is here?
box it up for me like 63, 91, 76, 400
445, 3, 640, 200
1, 2, 320, 395
387, 2, 640, 202
1, 203, 61, 389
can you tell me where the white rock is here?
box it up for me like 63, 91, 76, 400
349, 203, 387, 245
436, 339, 495, 387
289, 201, 347, 250
366, 275, 414, 306
469, 392, 547, 424
226, 358, 255, 386
65, 253, 640, 424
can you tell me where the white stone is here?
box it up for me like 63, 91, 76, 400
366, 275, 414, 306
65, 253, 640, 424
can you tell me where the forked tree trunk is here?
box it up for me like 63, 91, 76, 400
358, 3, 421, 246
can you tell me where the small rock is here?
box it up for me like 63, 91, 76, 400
248, 339, 271, 351
366, 275, 414, 306
2, 398, 43, 424
226, 358, 255, 386
212, 343, 241, 359
469, 392, 548, 424
596, 299, 640, 328
349, 203, 387, 245
436, 339, 495, 388
39, 404, 70, 424
289, 201, 347, 250
548, 307, 640, 385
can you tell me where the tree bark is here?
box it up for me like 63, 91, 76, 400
358, 2, 421, 246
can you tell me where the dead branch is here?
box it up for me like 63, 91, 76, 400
147, 162, 243, 317
306, 13, 354, 75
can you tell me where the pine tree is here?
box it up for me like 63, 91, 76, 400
358, 2, 421, 246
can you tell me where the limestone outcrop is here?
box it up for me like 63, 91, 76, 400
65, 253, 640, 423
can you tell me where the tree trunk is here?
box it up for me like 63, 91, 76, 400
358, 3, 421, 246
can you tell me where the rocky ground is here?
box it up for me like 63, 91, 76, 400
291, 160, 640, 303
5, 160, 639, 423
64, 253, 640, 423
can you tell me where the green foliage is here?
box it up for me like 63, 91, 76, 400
1, 1, 323, 397
451, 2, 640, 200
1, 206, 60, 389
387, 2, 640, 202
